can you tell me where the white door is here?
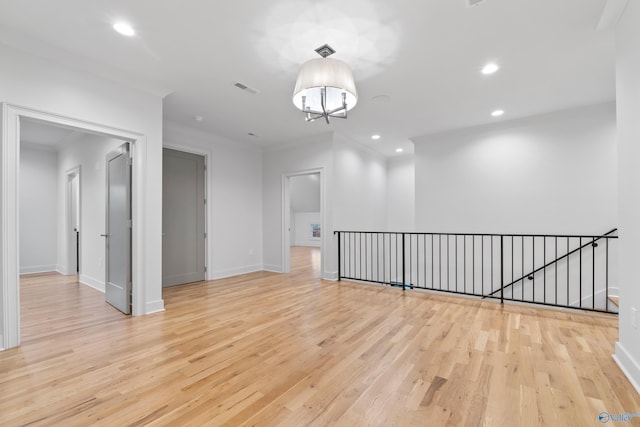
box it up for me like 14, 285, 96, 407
162, 148, 206, 287
104, 144, 132, 314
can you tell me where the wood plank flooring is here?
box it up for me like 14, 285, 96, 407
1, 247, 639, 426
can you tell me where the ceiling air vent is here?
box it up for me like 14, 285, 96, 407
467, 0, 486, 7
233, 82, 259, 95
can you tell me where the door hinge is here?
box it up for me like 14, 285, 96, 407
128, 219, 132, 228
204, 198, 207, 205
204, 266, 207, 273
204, 232, 207, 239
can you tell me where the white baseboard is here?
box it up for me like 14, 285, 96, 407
262, 264, 283, 274
145, 300, 165, 314
323, 270, 338, 281
613, 342, 640, 396
609, 287, 620, 298
0, 333, 4, 352
209, 264, 264, 280
79, 274, 105, 293
56, 265, 66, 275
19, 264, 57, 275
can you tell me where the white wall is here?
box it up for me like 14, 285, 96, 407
614, 0, 640, 395
386, 155, 415, 232
413, 103, 617, 234
164, 123, 263, 280
290, 173, 320, 212
293, 212, 321, 247
1, 41, 164, 348
19, 144, 58, 274
57, 134, 123, 291
262, 133, 334, 276
332, 134, 387, 231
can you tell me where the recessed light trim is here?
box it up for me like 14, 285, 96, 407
371, 134, 381, 140
113, 22, 135, 36
395, 148, 404, 153
491, 109, 504, 117
481, 63, 499, 75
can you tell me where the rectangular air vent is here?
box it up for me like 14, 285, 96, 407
234, 82, 259, 95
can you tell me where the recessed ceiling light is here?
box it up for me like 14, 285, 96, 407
113, 22, 135, 36
371, 134, 381, 140
481, 63, 499, 75
395, 148, 404, 153
491, 109, 504, 117
193, 115, 204, 122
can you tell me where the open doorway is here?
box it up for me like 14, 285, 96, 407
283, 171, 323, 278
1, 103, 149, 350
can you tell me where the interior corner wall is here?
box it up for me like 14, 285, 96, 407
163, 124, 263, 280
332, 134, 387, 231
413, 102, 617, 235
262, 134, 334, 277
0, 42, 164, 318
57, 135, 123, 290
614, 0, 640, 394
19, 145, 58, 274
386, 156, 415, 232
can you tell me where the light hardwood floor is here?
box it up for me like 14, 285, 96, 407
2, 247, 639, 426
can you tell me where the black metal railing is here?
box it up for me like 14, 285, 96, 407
335, 229, 618, 314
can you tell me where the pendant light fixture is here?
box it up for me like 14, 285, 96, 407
292, 44, 358, 124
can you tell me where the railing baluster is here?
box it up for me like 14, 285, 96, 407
567, 237, 570, 306
447, 235, 450, 291
455, 235, 458, 292
511, 236, 514, 301
592, 237, 596, 310
338, 232, 342, 281
402, 233, 406, 290
555, 236, 558, 305
521, 236, 525, 301
464, 236, 467, 294
473, 236, 475, 295
580, 237, 583, 308
481, 236, 484, 295
533, 236, 536, 303
500, 235, 504, 304
439, 234, 442, 290
544, 236, 546, 304
606, 237, 609, 312
431, 234, 434, 288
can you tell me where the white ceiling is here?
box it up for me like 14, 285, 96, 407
0, 0, 614, 157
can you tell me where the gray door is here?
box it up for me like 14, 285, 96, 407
162, 148, 206, 287
104, 144, 132, 314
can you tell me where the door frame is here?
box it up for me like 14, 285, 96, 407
281, 168, 325, 275
162, 143, 210, 281
1, 103, 148, 350
65, 165, 81, 275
